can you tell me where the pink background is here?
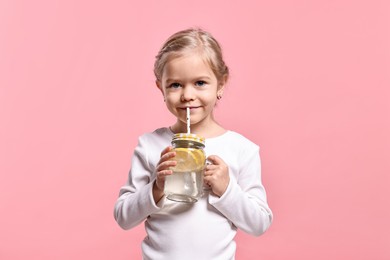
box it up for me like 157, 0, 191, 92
1, 0, 389, 259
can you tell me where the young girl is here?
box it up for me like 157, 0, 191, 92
114, 28, 273, 260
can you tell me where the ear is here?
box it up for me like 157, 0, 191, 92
156, 80, 164, 95
217, 74, 228, 96
156, 80, 167, 102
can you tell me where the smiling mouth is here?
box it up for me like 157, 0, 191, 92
179, 106, 200, 110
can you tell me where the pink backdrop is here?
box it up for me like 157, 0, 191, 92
1, 0, 389, 259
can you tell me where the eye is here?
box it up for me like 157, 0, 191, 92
195, 81, 206, 87
169, 83, 181, 89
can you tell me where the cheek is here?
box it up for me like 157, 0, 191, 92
202, 95, 218, 107
165, 96, 177, 104
164, 96, 180, 112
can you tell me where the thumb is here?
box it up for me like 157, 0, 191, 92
206, 155, 223, 165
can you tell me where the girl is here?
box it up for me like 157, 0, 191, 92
114, 28, 273, 260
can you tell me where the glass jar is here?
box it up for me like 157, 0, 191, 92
164, 133, 206, 203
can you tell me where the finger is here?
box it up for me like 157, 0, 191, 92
156, 160, 177, 171
159, 151, 176, 163
203, 176, 210, 184
203, 175, 216, 184
157, 169, 173, 178
160, 146, 173, 157
203, 180, 212, 189
204, 168, 215, 176
205, 164, 219, 171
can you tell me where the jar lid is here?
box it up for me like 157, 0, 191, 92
172, 133, 205, 145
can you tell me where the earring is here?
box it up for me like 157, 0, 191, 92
217, 94, 222, 100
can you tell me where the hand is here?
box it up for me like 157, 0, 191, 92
204, 155, 230, 197
153, 146, 177, 202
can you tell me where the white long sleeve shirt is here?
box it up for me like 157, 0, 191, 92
114, 127, 273, 260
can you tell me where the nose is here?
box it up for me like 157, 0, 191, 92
181, 85, 195, 102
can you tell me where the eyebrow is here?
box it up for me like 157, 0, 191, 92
164, 78, 178, 84
195, 76, 212, 80
165, 76, 212, 83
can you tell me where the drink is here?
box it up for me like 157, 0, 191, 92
164, 169, 204, 202
165, 134, 206, 203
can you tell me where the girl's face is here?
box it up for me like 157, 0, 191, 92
157, 51, 224, 130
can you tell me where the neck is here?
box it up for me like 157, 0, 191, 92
170, 117, 226, 139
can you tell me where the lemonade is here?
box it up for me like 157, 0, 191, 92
164, 134, 206, 203
171, 148, 205, 172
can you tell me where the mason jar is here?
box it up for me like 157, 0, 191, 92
164, 133, 206, 203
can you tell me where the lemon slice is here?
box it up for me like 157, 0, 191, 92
172, 148, 205, 172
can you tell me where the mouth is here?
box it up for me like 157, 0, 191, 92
178, 106, 201, 110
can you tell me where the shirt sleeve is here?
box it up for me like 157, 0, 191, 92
208, 145, 273, 236
113, 135, 162, 230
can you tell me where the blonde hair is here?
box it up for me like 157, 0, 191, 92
154, 28, 229, 84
